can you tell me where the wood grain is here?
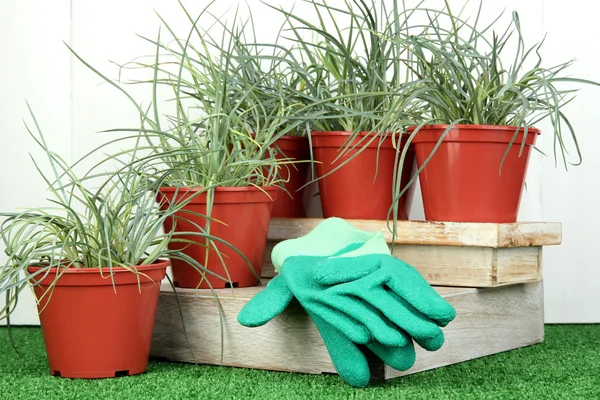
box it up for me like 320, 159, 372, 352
261, 243, 543, 287
385, 281, 544, 379
494, 247, 542, 286
150, 281, 544, 380
268, 218, 562, 248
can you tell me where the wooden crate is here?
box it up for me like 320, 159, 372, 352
150, 280, 544, 380
263, 218, 562, 287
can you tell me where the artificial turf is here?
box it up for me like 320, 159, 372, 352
0, 325, 598, 399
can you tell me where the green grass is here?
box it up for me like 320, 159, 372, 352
1, 325, 598, 399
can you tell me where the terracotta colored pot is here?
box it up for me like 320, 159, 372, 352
27, 260, 168, 379
409, 124, 540, 223
269, 136, 310, 218
158, 186, 276, 289
311, 131, 414, 220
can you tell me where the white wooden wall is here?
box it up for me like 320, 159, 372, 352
0, 1, 72, 324
0, 0, 597, 324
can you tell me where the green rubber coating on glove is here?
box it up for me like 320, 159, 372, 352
309, 312, 372, 388
237, 275, 293, 328
281, 254, 455, 349
238, 275, 394, 387
238, 217, 457, 387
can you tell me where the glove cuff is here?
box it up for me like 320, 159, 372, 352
271, 217, 390, 271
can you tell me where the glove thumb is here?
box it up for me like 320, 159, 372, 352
238, 275, 293, 327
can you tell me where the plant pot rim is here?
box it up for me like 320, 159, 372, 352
159, 186, 279, 193
311, 131, 405, 136
408, 124, 540, 145
27, 259, 170, 275
269, 134, 307, 141
406, 124, 541, 134
157, 186, 279, 206
249, 133, 307, 141
310, 131, 408, 150
276, 135, 307, 140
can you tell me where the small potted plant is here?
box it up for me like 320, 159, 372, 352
271, 0, 420, 221
398, 4, 599, 222
0, 107, 190, 378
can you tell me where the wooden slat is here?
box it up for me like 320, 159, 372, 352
158, 281, 478, 300
260, 244, 543, 288
494, 247, 542, 286
393, 245, 494, 287
497, 223, 562, 247
384, 281, 544, 379
268, 218, 562, 248
158, 280, 272, 299
150, 281, 544, 380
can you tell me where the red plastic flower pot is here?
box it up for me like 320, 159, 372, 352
27, 260, 168, 379
158, 186, 277, 289
409, 124, 540, 223
269, 136, 311, 218
311, 131, 414, 220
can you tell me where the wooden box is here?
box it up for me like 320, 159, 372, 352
151, 219, 556, 379
263, 218, 562, 287
150, 281, 544, 379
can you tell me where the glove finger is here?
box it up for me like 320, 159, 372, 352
367, 335, 416, 372
416, 330, 445, 351
237, 275, 293, 327
309, 302, 372, 344
315, 294, 408, 347
354, 287, 445, 343
326, 281, 446, 351
286, 255, 380, 286
382, 257, 457, 326
309, 311, 371, 388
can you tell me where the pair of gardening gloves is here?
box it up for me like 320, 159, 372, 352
237, 218, 456, 387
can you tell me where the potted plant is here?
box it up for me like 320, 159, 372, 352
0, 107, 188, 378
397, 4, 599, 222
71, 3, 307, 289
271, 0, 421, 221
228, 24, 312, 218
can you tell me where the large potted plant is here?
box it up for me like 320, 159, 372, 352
0, 108, 190, 378
398, 4, 599, 222
229, 25, 312, 218
271, 0, 420, 221
72, 4, 307, 289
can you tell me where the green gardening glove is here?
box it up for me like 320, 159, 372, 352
238, 273, 416, 388
240, 252, 454, 346
270, 218, 456, 348
238, 218, 456, 387
280, 253, 455, 350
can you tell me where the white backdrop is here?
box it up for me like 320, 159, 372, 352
0, 0, 597, 324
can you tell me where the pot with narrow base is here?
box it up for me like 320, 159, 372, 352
158, 186, 277, 289
311, 131, 414, 220
269, 136, 311, 218
409, 124, 540, 223
28, 260, 168, 379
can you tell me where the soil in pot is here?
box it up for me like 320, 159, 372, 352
409, 124, 540, 223
310, 131, 414, 220
28, 260, 168, 379
158, 186, 276, 289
